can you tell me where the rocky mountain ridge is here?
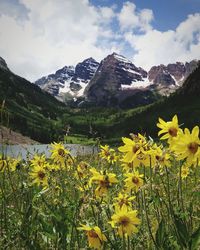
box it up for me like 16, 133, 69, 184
35, 58, 99, 101
0, 56, 10, 71
35, 53, 199, 106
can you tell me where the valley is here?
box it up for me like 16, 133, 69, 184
0, 54, 200, 145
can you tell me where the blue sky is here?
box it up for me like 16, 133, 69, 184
0, 0, 199, 81
91, 0, 200, 31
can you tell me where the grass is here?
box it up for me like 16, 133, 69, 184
63, 134, 97, 145
0, 116, 200, 249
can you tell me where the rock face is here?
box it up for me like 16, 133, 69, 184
148, 62, 193, 85
35, 52, 199, 107
148, 60, 199, 95
35, 58, 99, 100
0, 57, 9, 71
75, 57, 98, 81
84, 53, 148, 106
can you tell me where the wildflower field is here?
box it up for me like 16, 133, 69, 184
0, 115, 200, 249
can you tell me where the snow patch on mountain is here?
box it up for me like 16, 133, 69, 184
113, 53, 132, 64
121, 78, 153, 90
35, 58, 99, 99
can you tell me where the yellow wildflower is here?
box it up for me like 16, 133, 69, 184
150, 144, 171, 168
29, 165, 48, 187
50, 142, 71, 167
124, 171, 144, 192
157, 115, 181, 142
78, 224, 107, 249
30, 154, 47, 168
180, 165, 190, 179
0, 157, 7, 172
99, 145, 113, 158
113, 193, 135, 210
132, 150, 151, 168
109, 204, 140, 237
171, 126, 200, 165
118, 137, 141, 163
120, 161, 134, 172
76, 161, 90, 179
99, 145, 117, 164
89, 168, 118, 197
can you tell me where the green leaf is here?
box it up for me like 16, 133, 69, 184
190, 226, 200, 250
155, 219, 165, 248
173, 214, 190, 248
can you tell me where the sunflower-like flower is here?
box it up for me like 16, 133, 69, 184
89, 168, 118, 197
29, 165, 48, 187
109, 205, 140, 237
124, 171, 144, 192
8, 157, 22, 171
118, 135, 145, 163
120, 161, 134, 172
99, 145, 117, 164
99, 145, 113, 158
171, 126, 200, 165
30, 154, 47, 168
150, 144, 171, 168
132, 149, 151, 168
76, 161, 90, 179
157, 115, 181, 142
77, 224, 107, 249
50, 142, 71, 168
113, 193, 135, 210
180, 164, 190, 179
0, 157, 7, 172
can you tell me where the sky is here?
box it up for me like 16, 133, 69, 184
0, 0, 200, 82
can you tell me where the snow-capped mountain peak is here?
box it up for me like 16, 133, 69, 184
35, 53, 199, 104
35, 58, 99, 100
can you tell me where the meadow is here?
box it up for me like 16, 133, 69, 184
0, 115, 200, 249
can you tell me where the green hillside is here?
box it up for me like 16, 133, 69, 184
106, 63, 200, 140
53, 64, 200, 144
1, 61, 200, 145
0, 68, 66, 142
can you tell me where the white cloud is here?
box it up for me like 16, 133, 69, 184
0, 0, 29, 22
125, 13, 200, 70
0, 0, 199, 82
118, 1, 153, 32
98, 6, 116, 23
0, 0, 116, 81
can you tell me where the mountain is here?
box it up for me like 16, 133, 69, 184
108, 62, 200, 139
35, 53, 199, 108
0, 57, 66, 143
35, 58, 99, 101
84, 53, 152, 107
148, 60, 199, 95
0, 57, 9, 71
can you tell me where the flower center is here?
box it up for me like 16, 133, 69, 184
137, 153, 146, 160
119, 216, 130, 226
188, 142, 198, 154
100, 179, 110, 188
155, 155, 160, 160
132, 176, 139, 184
182, 169, 187, 175
80, 162, 88, 169
156, 155, 164, 162
133, 145, 140, 153
38, 171, 45, 180
58, 148, 65, 157
110, 155, 115, 160
119, 198, 129, 208
88, 230, 98, 238
168, 127, 178, 137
